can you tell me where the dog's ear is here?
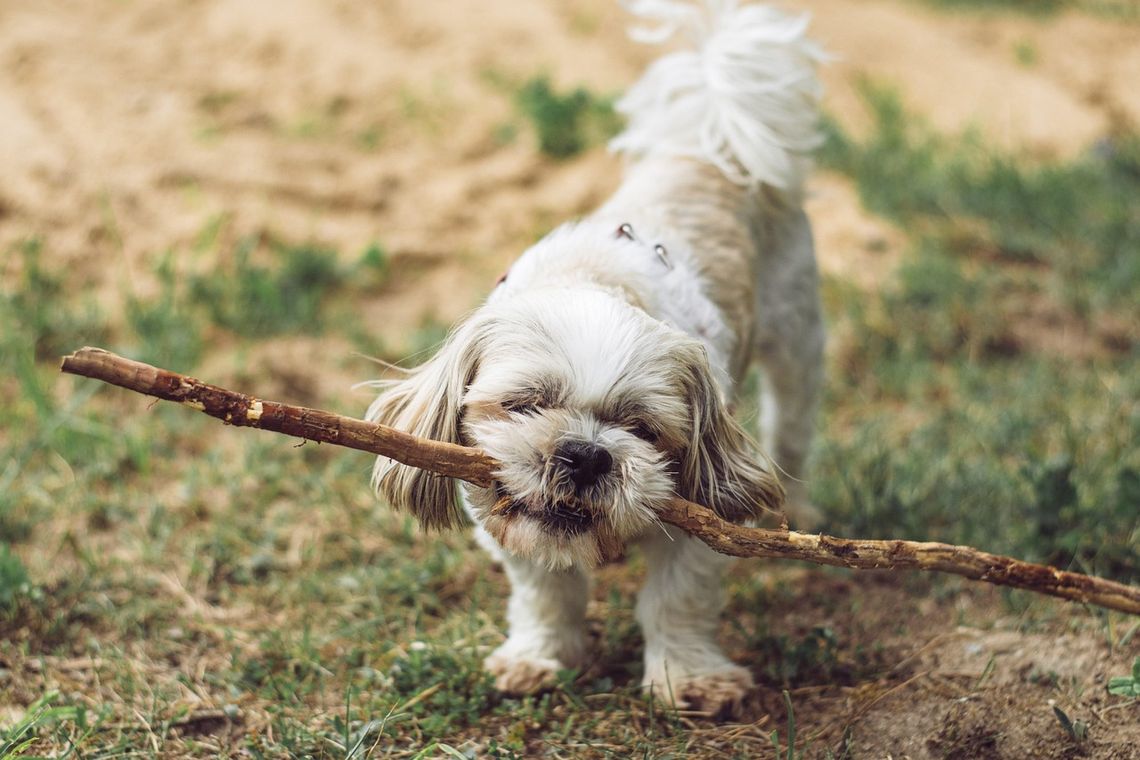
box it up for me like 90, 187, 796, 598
674, 341, 785, 523
365, 317, 489, 530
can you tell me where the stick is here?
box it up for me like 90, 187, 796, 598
60, 347, 1140, 616
655, 498, 1140, 615
61, 347, 497, 487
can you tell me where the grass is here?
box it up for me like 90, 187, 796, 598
186, 237, 351, 338
1108, 657, 1140, 698
514, 76, 622, 159
913, 0, 1139, 18
0, 544, 33, 610
820, 81, 1140, 313
813, 84, 1140, 583
2, 73, 1139, 759
916, 0, 1068, 14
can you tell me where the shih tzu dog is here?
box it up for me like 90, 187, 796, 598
367, 0, 825, 717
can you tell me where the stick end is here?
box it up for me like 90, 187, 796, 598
60, 346, 108, 374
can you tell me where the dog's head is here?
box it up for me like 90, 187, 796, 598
367, 287, 783, 569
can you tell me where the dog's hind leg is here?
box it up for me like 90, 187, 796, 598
752, 206, 826, 529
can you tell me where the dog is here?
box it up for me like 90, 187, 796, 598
366, 0, 825, 717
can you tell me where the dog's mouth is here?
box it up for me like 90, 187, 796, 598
486, 481, 627, 568
491, 483, 597, 537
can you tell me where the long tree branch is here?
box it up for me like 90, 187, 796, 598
61, 347, 1140, 616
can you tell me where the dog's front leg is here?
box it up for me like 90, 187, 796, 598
481, 541, 590, 694
636, 527, 753, 719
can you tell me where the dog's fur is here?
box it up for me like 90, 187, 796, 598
366, 0, 825, 716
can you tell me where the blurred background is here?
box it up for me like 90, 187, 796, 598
1, 0, 1137, 756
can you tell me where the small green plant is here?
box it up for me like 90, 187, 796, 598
769, 690, 801, 760
385, 645, 499, 736
747, 625, 878, 687
285, 96, 350, 140
236, 627, 332, 701
356, 124, 386, 151
916, 0, 1066, 15
185, 236, 391, 340
358, 242, 389, 280
125, 254, 204, 368
1051, 704, 1088, 742
326, 688, 400, 760
516, 76, 622, 159
0, 691, 102, 758
913, 0, 1137, 18
1013, 39, 1038, 66
189, 238, 346, 337
0, 544, 32, 610
0, 239, 107, 361
1107, 657, 1140, 698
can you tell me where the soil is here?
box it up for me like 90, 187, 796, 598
4, 0, 1137, 338
3, 0, 1137, 755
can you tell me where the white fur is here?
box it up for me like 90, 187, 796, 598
492, 222, 738, 392
366, 0, 825, 717
611, 0, 826, 193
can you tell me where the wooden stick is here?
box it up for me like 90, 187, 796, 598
60, 347, 498, 488
655, 498, 1140, 616
60, 347, 1140, 616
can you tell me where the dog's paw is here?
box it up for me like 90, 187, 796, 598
484, 652, 564, 695
646, 664, 754, 720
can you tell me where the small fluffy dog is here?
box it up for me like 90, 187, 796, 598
367, 0, 825, 717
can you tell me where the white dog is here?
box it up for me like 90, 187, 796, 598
367, 0, 825, 717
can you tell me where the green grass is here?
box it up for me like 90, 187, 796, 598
1, 239, 108, 362
125, 254, 206, 368
916, 0, 1067, 14
1108, 657, 1140, 698
0, 544, 32, 611
186, 238, 347, 337
514, 76, 622, 159
820, 81, 1140, 313
814, 84, 1139, 582
912, 0, 1139, 18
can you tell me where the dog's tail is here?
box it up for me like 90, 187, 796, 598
609, 0, 825, 193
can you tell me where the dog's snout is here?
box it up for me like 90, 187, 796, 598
555, 440, 613, 489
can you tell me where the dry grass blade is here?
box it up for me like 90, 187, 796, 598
60, 346, 1140, 616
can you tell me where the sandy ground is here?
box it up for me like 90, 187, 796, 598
3, 0, 1138, 756
2, 0, 1138, 337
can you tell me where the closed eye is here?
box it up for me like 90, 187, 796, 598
501, 390, 552, 415
502, 398, 538, 415
501, 383, 563, 415
629, 421, 659, 443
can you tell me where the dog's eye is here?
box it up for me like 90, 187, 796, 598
502, 399, 538, 415
629, 421, 659, 443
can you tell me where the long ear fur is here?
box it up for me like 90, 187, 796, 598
675, 341, 785, 523
365, 317, 489, 529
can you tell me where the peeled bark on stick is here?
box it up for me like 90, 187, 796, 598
60, 346, 1140, 616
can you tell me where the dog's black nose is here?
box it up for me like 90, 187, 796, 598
556, 441, 613, 489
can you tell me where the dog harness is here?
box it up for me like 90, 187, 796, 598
495, 222, 672, 287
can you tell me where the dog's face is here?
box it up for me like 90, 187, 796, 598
367, 287, 783, 569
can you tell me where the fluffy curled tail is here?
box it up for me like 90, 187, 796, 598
610, 0, 825, 193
